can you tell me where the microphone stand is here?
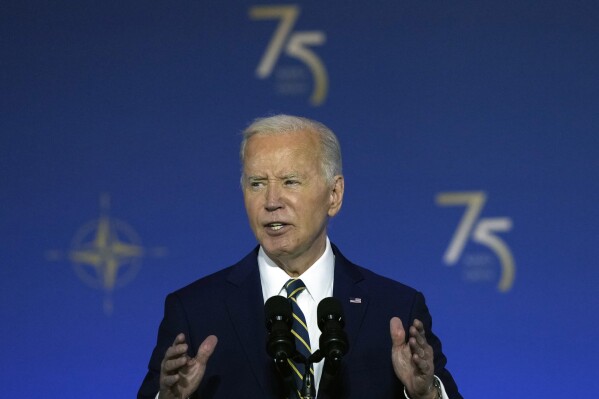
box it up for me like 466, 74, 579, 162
272, 355, 297, 399
284, 345, 346, 399
273, 350, 320, 399
298, 350, 324, 399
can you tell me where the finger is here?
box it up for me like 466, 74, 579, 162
161, 373, 180, 388
412, 319, 425, 332
411, 351, 433, 375
193, 335, 218, 366
171, 333, 187, 346
161, 334, 190, 373
163, 355, 190, 373
389, 317, 406, 346
411, 319, 425, 336
410, 320, 428, 346
408, 336, 426, 360
408, 334, 434, 376
164, 341, 189, 361
409, 327, 433, 352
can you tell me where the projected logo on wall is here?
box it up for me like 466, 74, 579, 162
436, 191, 515, 292
46, 194, 166, 314
250, 4, 328, 106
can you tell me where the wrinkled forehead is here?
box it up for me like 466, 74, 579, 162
243, 131, 323, 175
245, 129, 321, 157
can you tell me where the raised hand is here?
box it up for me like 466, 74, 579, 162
390, 317, 436, 399
159, 333, 218, 399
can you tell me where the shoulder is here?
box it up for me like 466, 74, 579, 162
333, 243, 419, 295
168, 246, 260, 303
352, 262, 423, 313
332, 243, 424, 315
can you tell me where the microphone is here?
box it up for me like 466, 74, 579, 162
317, 297, 349, 393
318, 297, 349, 362
264, 295, 295, 362
264, 296, 296, 397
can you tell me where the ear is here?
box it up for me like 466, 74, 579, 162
327, 175, 344, 217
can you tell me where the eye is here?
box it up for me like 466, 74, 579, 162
248, 180, 265, 189
284, 179, 300, 186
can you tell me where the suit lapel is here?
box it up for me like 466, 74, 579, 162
331, 245, 368, 366
224, 248, 273, 394
313, 245, 369, 399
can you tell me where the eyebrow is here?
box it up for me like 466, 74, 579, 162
281, 173, 300, 180
245, 175, 267, 182
245, 173, 302, 181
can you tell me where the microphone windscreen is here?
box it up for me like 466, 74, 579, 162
264, 295, 292, 329
317, 297, 344, 330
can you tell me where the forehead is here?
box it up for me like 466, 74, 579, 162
243, 130, 321, 171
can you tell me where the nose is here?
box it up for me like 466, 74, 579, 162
265, 182, 283, 212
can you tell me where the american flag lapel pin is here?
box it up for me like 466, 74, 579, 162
349, 297, 362, 304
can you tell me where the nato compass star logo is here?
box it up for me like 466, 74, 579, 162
46, 194, 166, 314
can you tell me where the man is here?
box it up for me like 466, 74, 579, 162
138, 115, 462, 399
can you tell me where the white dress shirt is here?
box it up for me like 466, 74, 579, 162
258, 237, 335, 392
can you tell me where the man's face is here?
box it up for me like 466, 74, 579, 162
242, 130, 343, 274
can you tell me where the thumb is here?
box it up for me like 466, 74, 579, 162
390, 317, 406, 347
193, 335, 218, 366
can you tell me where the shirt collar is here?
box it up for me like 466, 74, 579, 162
258, 237, 335, 304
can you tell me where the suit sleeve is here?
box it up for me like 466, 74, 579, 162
409, 292, 463, 399
138, 293, 192, 399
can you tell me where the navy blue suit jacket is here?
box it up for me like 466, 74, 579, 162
138, 245, 462, 398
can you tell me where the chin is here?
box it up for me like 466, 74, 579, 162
261, 238, 294, 258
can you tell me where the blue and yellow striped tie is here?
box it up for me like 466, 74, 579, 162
285, 278, 313, 395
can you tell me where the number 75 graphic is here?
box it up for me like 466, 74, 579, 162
436, 191, 515, 292
249, 5, 328, 106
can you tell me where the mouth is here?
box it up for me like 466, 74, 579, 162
264, 222, 288, 232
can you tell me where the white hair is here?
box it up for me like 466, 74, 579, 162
240, 114, 342, 184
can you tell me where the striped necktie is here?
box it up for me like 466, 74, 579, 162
285, 278, 313, 396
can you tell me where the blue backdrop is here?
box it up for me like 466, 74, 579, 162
2, 1, 598, 397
